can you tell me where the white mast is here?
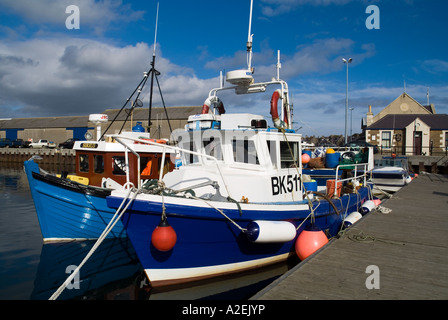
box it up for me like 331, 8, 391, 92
247, 0, 254, 73
153, 2, 159, 57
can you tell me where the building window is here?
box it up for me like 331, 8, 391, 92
446, 132, 448, 151
381, 131, 391, 149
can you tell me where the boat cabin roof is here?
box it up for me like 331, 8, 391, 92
174, 113, 302, 171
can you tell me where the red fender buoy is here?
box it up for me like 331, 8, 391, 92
295, 225, 328, 260
151, 216, 177, 252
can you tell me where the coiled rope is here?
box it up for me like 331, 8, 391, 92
339, 227, 405, 246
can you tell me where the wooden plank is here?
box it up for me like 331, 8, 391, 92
252, 173, 448, 300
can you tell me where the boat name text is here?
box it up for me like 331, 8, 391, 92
80, 143, 98, 149
271, 174, 301, 196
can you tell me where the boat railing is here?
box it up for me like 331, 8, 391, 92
113, 135, 226, 191
333, 163, 370, 198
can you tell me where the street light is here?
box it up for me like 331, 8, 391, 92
349, 107, 354, 142
342, 58, 352, 144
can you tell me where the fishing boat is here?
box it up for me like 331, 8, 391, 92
24, 133, 173, 242
24, 25, 174, 242
105, 0, 375, 288
369, 156, 413, 193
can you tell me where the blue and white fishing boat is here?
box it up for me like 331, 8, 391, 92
24, 33, 174, 242
24, 132, 172, 242
105, 0, 375, 287
25, 159, 122, 242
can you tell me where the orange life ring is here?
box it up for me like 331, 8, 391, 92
270, 90, 288, 128
202, 97, 225, 115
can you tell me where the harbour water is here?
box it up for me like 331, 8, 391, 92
0, 163, 293, 300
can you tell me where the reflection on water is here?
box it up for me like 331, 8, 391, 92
0, 163, 297, 300
32, 238, 142, 300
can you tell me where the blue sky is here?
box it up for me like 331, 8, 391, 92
0, 0, 447, 136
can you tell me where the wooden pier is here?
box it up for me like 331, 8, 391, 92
0, 148, 75, 166
252, 173, 448, 300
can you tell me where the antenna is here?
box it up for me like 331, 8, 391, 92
153, 2, 159, 57
276, 50, 281, 80
148, 2, 160, 133
246, 0, 254, 72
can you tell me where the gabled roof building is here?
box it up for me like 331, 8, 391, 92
364, 92, 448, 156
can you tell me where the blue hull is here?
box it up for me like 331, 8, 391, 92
24, 160, 126, 241
107, 188, 369, 286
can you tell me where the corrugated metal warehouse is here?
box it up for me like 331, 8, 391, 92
0, 106, 202, 144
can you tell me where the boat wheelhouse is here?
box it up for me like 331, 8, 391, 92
73, 131, 173, 189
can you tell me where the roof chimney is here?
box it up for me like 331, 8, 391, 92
366, 105, 374, 126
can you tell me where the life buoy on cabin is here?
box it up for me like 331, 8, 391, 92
202, 97, 225, 115
270, 89, 289, 129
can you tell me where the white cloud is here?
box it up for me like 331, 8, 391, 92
240, 38, 375, 82
260, 0, 355, 17
421, 59, 448, 74
0, 0, 145, 35
0, 37, 214, 118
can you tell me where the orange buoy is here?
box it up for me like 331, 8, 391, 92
295, 225, 328, 260
151, 216, 177, 252
301, 153, 311, 164
326, 148, 335, 154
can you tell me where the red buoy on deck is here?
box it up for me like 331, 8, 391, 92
151, 216, 177, 252
295, 225, 328, 260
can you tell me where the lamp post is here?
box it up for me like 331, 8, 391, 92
342, 58, 352, 144
349, 107, 354, 142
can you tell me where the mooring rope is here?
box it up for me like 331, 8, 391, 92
184, 193, 247, 232
49, 186, 141, 300
340, 227, 405, 246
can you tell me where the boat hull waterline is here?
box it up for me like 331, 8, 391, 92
24, 160, 126, 242
107, 188, 369, 287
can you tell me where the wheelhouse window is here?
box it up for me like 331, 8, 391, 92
381, 131, 391, 149
203, 136, 223, 161
232, 139, 259, 165
79, 154, 89, 172
94, 155, 104, 174
280, 141, 298, 168
183, 140, 199, 165
266, 140, 278, 168
112, 156, 126, 175
140, 157, 154, 176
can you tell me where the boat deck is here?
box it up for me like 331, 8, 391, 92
252, 173, 448, 300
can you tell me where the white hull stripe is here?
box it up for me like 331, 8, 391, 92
145, 253, 290, 286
